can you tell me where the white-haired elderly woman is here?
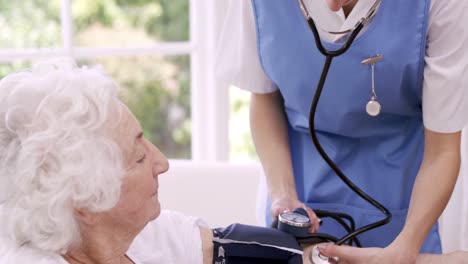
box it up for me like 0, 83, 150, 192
0, 63, 466, 264
0, 62, 216, 264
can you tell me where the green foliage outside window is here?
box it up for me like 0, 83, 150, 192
0, 0, 61, 48
0, 0, 191, 159
0, 0, 257, 161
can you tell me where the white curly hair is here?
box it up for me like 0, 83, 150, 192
0, 60, 125, 254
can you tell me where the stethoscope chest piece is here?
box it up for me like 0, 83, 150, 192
309, 245, 339, 264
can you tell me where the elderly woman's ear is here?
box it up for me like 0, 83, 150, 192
73, 208, 99, 226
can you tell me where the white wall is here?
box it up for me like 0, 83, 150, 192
158, 160, 262, 228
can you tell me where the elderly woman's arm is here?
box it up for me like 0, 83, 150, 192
199, 226, 317, 264
200, 227, 214, 264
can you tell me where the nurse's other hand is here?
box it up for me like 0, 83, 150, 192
270, 197, 320, 233
318, 243, 417, 264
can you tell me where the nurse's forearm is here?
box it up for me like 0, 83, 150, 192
250, 91, 297, 199
396, 129, 461, 255
416, 252, 468, 264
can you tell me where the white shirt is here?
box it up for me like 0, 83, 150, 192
0, 211, 207, 264
216, 0, 468, 133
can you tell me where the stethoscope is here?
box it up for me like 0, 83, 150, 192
273, 0, 391, 262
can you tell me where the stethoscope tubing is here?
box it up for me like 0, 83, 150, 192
304, 16, 392, 246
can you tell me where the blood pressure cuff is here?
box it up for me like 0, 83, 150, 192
212, 224, 303, 264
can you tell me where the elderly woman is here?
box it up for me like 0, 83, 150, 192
0, 62, 306, 264
0, 62, 208, 263
0, 63, 465, 264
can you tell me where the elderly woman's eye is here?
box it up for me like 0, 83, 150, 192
137, 154, 147, 163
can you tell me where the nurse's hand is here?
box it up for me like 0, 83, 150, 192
317, 242, 418, 264
270, 197, 320, 233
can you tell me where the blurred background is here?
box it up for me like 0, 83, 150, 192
0, 0, 261, 227
0, 0, 256, 161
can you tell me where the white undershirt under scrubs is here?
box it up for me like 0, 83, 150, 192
217, 0, 468, 133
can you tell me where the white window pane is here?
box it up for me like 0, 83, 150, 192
73, 0, 189, 47
0, 61, 31, 78
78, 55, 191, 159
229, 87, 258, 162
0, 0, 61, 48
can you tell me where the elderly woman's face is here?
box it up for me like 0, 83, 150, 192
100, 103, 169, 229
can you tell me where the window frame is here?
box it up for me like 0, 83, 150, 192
0, 0, 231, 162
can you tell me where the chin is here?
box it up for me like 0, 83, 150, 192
148, 201, 161, 221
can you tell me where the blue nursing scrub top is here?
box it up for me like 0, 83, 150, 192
251, 0, 441, 253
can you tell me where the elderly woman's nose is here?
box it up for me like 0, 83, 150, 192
150, 143, 169, 175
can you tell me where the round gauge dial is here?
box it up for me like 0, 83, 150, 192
280, 212, 310, 223
279, 211, 311, 227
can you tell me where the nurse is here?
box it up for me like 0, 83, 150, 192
218, 0, 468, 262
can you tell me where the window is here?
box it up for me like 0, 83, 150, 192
0, 0, 256, 162
229, 86, 257, 162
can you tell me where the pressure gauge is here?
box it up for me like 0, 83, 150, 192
277, 208, 311, 238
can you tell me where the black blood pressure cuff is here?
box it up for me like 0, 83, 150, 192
212, 224, 303, 264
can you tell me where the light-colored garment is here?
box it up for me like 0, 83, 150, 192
216, 0, 468, 133
0, 210, 206, 264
